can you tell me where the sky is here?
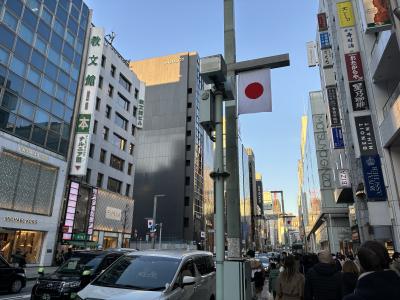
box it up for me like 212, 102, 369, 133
85, 0, 321, 214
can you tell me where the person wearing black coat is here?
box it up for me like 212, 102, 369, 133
304, 250, 342, 300
341, 260, 359, 296
343, 241, 400, 300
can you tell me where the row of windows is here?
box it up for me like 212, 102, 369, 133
86, 170, 131, 197
88, 144, 133, 175
100, 54, 135, 94
92, 121, 135, 155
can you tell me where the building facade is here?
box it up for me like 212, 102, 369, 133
61, 27, 143, 250
130, 52, 210, 246
0, 0, 90, 265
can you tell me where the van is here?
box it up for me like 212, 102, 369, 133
77, 250, 216, 300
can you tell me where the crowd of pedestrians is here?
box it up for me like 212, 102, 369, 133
256, 240, 400, 300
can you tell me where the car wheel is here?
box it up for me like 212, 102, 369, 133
10, 278, 23, 293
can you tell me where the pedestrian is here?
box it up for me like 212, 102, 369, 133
341, 260, 359, 296
247, 249, 265, 294
269, 262, 280, 299
344, 241, 400, 300
11, 249, 26, 268
390, 251, 400, 276
63, 246, 73, 261
276, 255, 305, 300
304, 249, 342, 300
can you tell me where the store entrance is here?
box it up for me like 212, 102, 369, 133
0, 228, 44, 264
103, 236, 118, 249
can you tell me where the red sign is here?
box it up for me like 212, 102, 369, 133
317, 13, 328, 31
345, 52, 364, 82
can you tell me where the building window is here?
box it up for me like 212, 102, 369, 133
112, 133, 126, 151
119, 73, 132, 92
186, 130, 191, 136
186, 160, 190, 166
187, 116, 191, 122
133, 106, 137, 117
125, 184, 131, 197
85, 168, 91, 183
115, 113, 128, 130
101, 55, 106, 67
185, 176, 190, 185
96, 173, 104, 188
100, 149, 107, 163
95, 97, 101, 110
131, 124, 136, 136
89, 143, 95, 158
134, 88, 139, 99
184, 217, 189, 228
107, 177, 122, 194
187, 102, 192, 108
103, 126, 109, 140
111, 64, 116, 77
117, 92, 130, 111
187, 88, 192, 94
186, 145, 191, 151
127, 163, 133, 175
110, 154, 124, 171
184, 196, 189, 206
129, 143, 134, 155
105, 105, 111, 119
108, 84, 114, 97
98, 76, 103, 88
93, 120, 98, 134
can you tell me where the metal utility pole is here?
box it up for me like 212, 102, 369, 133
224, 0, 242, 258
159, 223, 163, 249
151, 194, 165, 249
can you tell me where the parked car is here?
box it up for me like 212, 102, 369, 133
31, 250, 124, 300
0, 254, 26, 293
78, 249, 216, 300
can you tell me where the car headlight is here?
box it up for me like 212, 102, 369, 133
62, 281, 81, 289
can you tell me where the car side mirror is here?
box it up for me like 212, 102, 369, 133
182, 276, 196, 286
82, 270, 91, 276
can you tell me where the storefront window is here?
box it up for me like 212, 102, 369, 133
0, 229, 44, 264
103, 236, 118, 249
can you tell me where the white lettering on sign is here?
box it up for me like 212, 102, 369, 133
164, 57, 184, 64
18, 145, 49, 161
105, 207, 122, 221
338, 169, 351, 188
4, 216, 38, 224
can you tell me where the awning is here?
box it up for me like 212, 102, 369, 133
334, 187, 354, 204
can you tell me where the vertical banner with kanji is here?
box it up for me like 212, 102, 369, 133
136, 81, 146, 128
71, 27, 104, 176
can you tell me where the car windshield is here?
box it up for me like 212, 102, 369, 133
57, 255, 102, 274
259, 257, 269, 264
93, 255, 181, 291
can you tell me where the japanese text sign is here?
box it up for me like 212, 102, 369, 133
345, 52, 364, 81
349, 81, 369, 111
327, 88, 341, 126
337, 1, 355, 27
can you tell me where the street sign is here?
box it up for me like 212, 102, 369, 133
201, 231, 206, 238
147, 219, 154, 229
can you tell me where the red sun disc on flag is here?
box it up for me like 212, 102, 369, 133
245, 82, 264, 100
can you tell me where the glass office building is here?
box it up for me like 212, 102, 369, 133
0, 0, 90, 265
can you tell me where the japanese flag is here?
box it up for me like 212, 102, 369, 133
237, 68, 272, 115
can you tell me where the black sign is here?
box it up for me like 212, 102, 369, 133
256, 180, 263, 211
349, 81, 369, 111
327, 88, 341, 126
355, 115, 377, 155
361, 155, 387, 200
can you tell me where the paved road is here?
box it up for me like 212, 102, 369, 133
0, 281, 35, 300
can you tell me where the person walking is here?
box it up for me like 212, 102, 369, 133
275, 255, 305, 300
344, 241, 400, 300
304, 250, 342, 300
341, 260, 359, 296
269, 262, 280, 299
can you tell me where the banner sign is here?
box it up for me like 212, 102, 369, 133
349, 81, 369, 111
355, 115, 378, 155
71, 27, 104, 175
87, 188, 98, 238
327, 88, 341, 126
256, 180, 264, 210
362, 0, 391, 32
317, 13, 328, 31
341, 27, 360, 54
63, 182, 80, 240
361, 155, 387, 200
321, 49, 333, 68
337, 1, 355, 27
307, 41, 318, 67
319, 32, 331, 49
332, 127, 345, 149
338, 169, 351, 188
345, 52, 364, 81
105, 206, 122, 221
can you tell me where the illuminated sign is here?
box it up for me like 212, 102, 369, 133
63, 181, 80, 240
87, 188, 98, 238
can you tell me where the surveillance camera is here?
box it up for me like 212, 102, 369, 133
394, 7, 400, 21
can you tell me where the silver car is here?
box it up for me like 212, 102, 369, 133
77, 250, 216, 300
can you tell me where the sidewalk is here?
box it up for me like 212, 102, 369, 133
25, 266, 59, 281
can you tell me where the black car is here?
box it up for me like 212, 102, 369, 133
31, 250, 124, 300
0, 254, 26, 293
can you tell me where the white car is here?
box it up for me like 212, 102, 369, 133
77, 250, 216, 300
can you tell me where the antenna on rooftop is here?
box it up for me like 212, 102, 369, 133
105, 31, 116, 45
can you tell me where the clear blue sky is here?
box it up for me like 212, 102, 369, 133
86, 0, 321, 214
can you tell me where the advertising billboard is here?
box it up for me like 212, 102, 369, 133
349, 81, 369, 111
345, 52, 364, 82
337, 1, 355, 27
361, 0, 392, 32
355, 115, 378, 155
332, 127, 345, 149
361, 155, 387, 200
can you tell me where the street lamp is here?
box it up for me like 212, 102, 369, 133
151, 194, 165, 249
